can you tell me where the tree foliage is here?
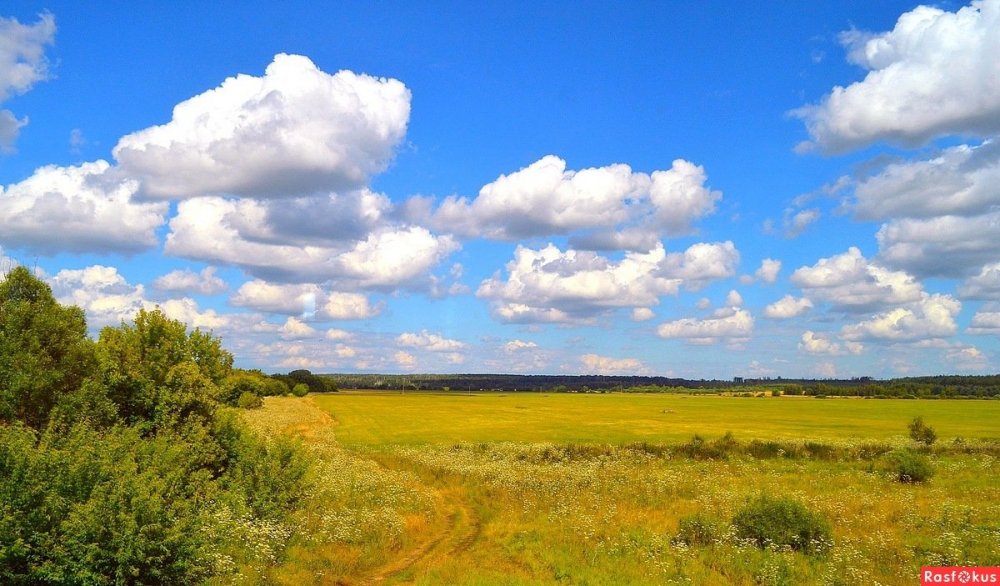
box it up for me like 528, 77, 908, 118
0, 267, 95, 428
0, 268, 312, 583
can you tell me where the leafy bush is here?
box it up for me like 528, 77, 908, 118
237, 391, 263, 409
908, 416, 937, 446
733, 495, 832, 553
673, 511, 724, 546
291, 383, 309, 397
889, 449, 935, 483
0, 268, 314, 583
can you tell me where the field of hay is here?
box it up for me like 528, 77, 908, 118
244, 393, 1000, 585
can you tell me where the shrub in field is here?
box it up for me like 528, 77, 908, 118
889, 449, 934, 483
673, 511, 725, 546
237, 391, 264, 409
680, 432, 739, 459
908, 416, 937, 446
291, 383, 309, 397
733, 495, 832, 553
747, 440, 786, 459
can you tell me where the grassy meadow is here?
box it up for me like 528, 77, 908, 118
313, 392, 1000, 445
244, 393, 1000, 585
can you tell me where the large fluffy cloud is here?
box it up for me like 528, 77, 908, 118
790, 247, 922, 312
114, 53, 411, 199
429, 156, 720, 248
0, 161, 168, 253
165, 196, 458, 286
477, 241, 738, 323
794, 0, 1000, 152
0, 13, 55, 153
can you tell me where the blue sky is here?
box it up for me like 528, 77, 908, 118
2, 1, 999, 378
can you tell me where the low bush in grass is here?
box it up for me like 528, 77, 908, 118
291, 383, 309, 397
680, 432, 739, 460
733, 495, 832, 554
888, 449, 935, 483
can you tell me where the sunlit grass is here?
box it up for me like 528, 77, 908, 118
312, 392, 1000, 446
244, 394, 1000, 585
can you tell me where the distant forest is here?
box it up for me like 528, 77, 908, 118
315, 372, 1000, 399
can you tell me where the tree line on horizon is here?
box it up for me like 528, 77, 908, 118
315, 372, 1000, 398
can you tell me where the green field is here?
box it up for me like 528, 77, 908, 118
241, 394, 1000, 585
313, 392, 1000, 445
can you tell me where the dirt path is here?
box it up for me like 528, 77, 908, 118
357, 461, 481, 585
252, 397, 481, 585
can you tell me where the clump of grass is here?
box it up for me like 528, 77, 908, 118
673, 511, 725, 546
732, 495, 832, 554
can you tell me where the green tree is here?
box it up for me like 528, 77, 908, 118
95, 308, 233, 429
0, 267, 95, 428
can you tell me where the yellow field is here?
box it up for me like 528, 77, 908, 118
313, 392, 1000, 445
243, 394, 1000, 585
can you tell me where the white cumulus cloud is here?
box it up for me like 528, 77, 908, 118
503, 339, 538, 352
153, 266, 227, 295
231, 279, 381, 320
794, 0, 1000, 152
0, 161, 168, 254
959, 262, 1000, 299
798, 331, 863, 355
428, 155, 720, 248
755, 258, 781, 283
477, 243, 705, 324
0, 13, 55, 153
967, 309, 1000, 335
763, 295, 814, 319
580, 353, 645, 375
396, 330, 465, 352
166, 197, 458, 287
114, 53, 411, 199
656, 308, 754, 345
841, 293, 961, 341
790, 247, 922, 312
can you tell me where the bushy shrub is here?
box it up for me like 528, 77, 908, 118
291, 383, 309, 397
733, 495, 831, 553
673, 511, 724, 546
908, 416, 937, 446
237, 391, 263, 409
889, 449, 934, 483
